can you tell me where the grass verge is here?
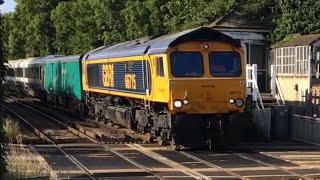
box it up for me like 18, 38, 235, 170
2, 116, 51, 179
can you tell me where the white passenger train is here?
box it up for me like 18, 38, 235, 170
4, 56, 59, 97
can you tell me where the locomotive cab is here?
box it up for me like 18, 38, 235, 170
167, 41, 246, 114
156, 41, 246, 148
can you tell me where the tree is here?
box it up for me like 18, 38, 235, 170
272, 0, 320, 42
3, 13, 25, 59
0, 0, 7, 176
122, 0, 152, 39
51, 1, 77, 55
161, 0, 236, 33
91, 0, 127, 46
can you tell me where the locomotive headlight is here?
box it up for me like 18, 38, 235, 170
229, 98, 235, 104
174, 100, 183, 108
235, 98, 244, 107
203, 44, 210, 49
183, 99, 189, 105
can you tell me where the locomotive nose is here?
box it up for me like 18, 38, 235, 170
169, 79, 245, 113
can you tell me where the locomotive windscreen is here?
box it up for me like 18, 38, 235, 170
170, 52, 204, 77
209, 52, 241, 77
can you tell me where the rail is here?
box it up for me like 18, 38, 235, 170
2, 103, 96, 180
6, 98, 164, 180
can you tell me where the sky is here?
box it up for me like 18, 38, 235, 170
0, 0, 16, 14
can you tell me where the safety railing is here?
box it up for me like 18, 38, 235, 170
270, 65, 285, 105
246, 64, 264, 109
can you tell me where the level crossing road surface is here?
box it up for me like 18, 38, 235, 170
4, 97, 320, 179
28, 141, 320, 180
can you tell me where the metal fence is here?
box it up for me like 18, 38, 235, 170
290, 114, 320, 145
287, 88, 320, 117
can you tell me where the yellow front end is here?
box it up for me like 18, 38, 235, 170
166, 41, 246, 114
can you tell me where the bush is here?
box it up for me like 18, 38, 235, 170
3, 118, 20, 142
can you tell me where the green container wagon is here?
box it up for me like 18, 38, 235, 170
43, 55, 83, 101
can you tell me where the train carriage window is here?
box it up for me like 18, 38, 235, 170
15, 68, 23, 77
7, 68, 14, 77
209, 52, 241, 77
25, 67, 34, 78
170, 52, 204, 77
35, 67, 40, 79
39, 66, 42, 80
156, 57, 164, 77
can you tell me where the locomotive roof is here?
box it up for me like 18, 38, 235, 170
44, 54, 82, 63
85, 27, 241, 60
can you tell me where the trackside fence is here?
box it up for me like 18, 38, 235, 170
286, 89, 320, 145
290, 114, 320, 145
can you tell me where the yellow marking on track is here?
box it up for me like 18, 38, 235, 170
111, 147, 139, 151
226, 166, 276, 171
244, 174, 296, 178
180, 161, 203, 165
282, 166, 315, 170
293, 161, 320, 164
85, 153, 113, 158
114, 146, 170, 151
281, 155, 320, 158
55, 168, 180, 174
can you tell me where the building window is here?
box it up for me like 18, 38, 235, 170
274, 46, 310, 76
156, 57, 164, 77
296, 46, 309, 75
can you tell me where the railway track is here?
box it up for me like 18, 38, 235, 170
18, 96, 151, 144
4, 97, 320, 179
3, 99, 96, 179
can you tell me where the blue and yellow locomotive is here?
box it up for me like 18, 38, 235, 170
5, 27, 246, 148
81, 27, 246, 148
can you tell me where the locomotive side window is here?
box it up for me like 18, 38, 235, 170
209, 52, 241, 77
170, 52, 204, 77
156, 57, 164, 77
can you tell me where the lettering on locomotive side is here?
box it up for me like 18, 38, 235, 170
102, 64, 114, 87
229, 90, 242, 95
125, 74, 137, 90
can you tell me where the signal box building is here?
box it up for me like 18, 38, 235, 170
209, 11, 270, 92
271, 34, 320, 103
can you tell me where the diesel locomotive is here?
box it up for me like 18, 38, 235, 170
5, 27, 246, 148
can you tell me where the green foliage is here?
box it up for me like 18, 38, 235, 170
2, 0, 320, 58
4, 13, 25, 59
51, 1, 76, 55
162, 0, 236, 32
272, 0, 320, 42
92, 0, 127, 45
122, 0, 152, 39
